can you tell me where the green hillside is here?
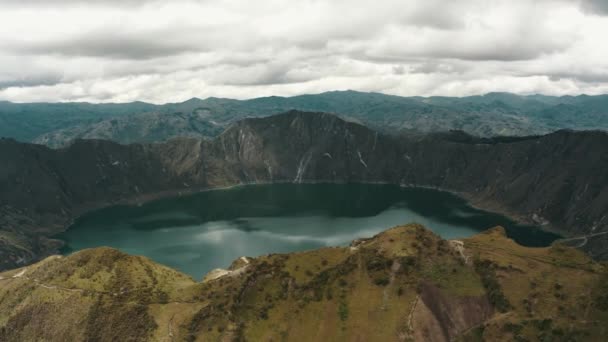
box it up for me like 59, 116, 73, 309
1, 224, 606, 341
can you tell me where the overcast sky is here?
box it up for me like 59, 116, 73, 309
1, 0, 607, 103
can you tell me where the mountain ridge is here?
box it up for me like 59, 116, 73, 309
1, 223, 606, 341
4, 90, 608, 106
1, 111, 608, 271
2, 90, 608, 147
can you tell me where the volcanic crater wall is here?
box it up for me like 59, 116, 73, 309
1, 111, 607, 270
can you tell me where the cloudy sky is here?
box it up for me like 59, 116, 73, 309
1, 0, 608, 103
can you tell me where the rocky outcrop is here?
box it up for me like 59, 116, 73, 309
1, 111, 608, 270
412, 282, 493, 342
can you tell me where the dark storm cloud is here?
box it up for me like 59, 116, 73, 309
208, 62, 319, 86
352, 44, 563, 64
13, 30, 206, 60
580, 0, 608, 15
0, 75, 63, 89
401, 4, 465, 30
548, 72, 608, 83
219, 70, 299, 86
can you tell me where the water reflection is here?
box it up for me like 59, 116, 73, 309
58, 184, 561, 278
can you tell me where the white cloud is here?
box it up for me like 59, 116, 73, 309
0, 0, 607, 103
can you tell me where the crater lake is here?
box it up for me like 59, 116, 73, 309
57, 183, 561, 278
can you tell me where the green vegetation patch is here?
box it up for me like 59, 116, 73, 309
474, 258, 511, 312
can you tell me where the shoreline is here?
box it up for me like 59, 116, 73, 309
52, 179, 565, 248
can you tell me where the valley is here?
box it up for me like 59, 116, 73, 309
3, 1, 608, 340
1, 111, 607, 272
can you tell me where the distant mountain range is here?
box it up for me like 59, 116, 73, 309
1, 91, 608, 147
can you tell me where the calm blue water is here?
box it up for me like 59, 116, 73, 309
58, 184, 560, 278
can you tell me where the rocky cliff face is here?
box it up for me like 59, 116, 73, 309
1, 111, 608, 270
1, 224, 605, 342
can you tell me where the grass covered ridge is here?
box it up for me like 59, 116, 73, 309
0, 224, 606, 341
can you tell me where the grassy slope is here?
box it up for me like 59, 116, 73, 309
460, 228, 608, 341
0, 224, 606, 341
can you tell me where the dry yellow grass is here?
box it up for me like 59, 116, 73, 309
1, 224, 606, 341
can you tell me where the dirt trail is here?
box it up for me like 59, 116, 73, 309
449, 240, 470, 265
406, 295, 420, 336
204, 264, 250, 282
558, 231, 608, 248
168, 314, 176, 342
381, 260, 401, 310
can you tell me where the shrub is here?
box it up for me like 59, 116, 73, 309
474, 259, 511, 312
338, 302, 349, 321
373, 276, 390, 286
503, 322, 523, 334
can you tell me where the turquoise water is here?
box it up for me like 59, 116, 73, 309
58, 184, 560, 278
